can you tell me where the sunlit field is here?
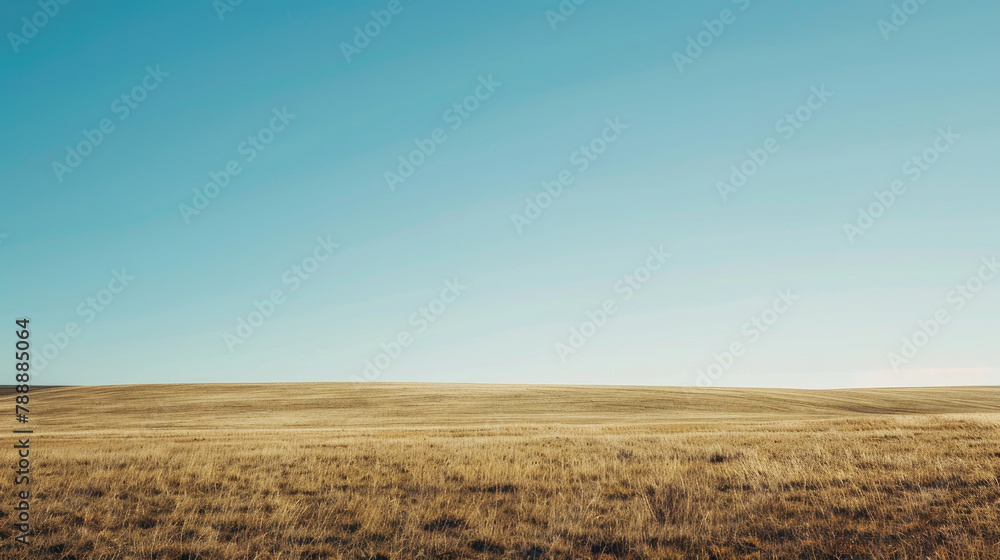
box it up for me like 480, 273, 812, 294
3, 384, 999, 559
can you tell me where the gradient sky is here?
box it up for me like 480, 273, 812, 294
1, 0, 998, 388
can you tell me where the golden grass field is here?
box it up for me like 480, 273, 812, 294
2, 384, 999, 559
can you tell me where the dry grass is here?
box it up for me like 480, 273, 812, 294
2, 384, 999, 559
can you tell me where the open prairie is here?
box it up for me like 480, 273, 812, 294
2, 384, 999, 559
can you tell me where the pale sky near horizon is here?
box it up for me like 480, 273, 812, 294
1, 0, 998, 388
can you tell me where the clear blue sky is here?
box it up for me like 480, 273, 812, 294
1, 0, 998, 387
